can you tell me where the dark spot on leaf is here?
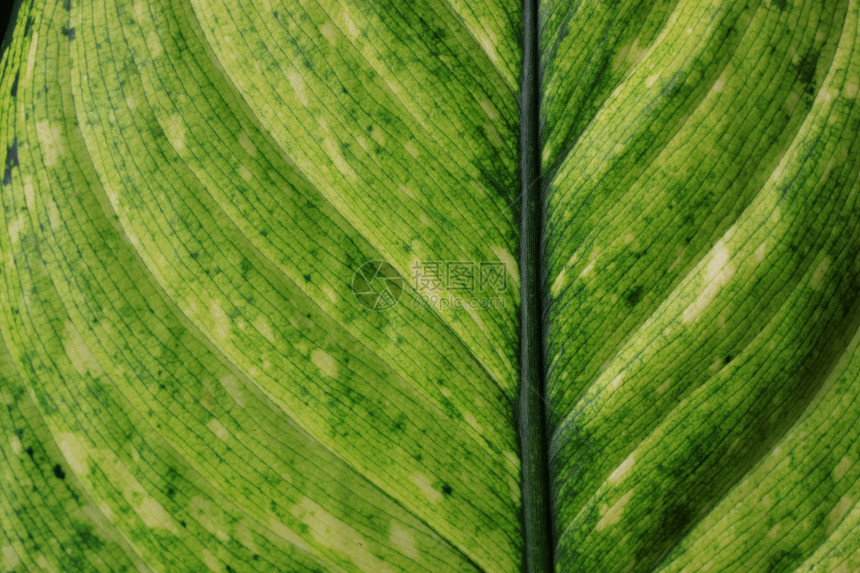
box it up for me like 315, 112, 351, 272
766, 548, 803, 572
303, 274, 311, 282
53, 464, 65, 479
252, 554, 260, 561
797, 52, 818, 94
75, 524, 104, 551
623, 285, 643, 307
442, 484, 452, 495
226, 566, 236, 573
25, 17, 34, 36
659, 502, 694, 539
62, 0, 71, 10
61, 26, 75, 40
180, 520, 187, 528
724, 355, 733, 364
190, 252, 199, 260
25, 446, 34, 459
4, 139, 19, 185
772, 0, 788, 11
10, 72, 19, 98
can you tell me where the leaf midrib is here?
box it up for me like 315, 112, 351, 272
517, 0, 553, 571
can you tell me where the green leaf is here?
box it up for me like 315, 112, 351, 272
1, 0, 857, 572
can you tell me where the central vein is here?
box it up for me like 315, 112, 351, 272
517, 0, 553, 571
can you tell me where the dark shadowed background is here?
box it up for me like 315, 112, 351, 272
1, 1, 16, 58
